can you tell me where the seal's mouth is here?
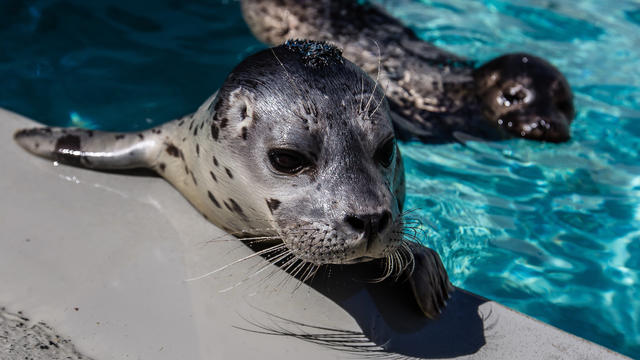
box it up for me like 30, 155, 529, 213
344, 256, 377, 264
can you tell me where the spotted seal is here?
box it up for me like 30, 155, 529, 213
14, 41, 451, 318
241, 0, 575, 143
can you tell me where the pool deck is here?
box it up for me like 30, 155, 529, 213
0, 107, 629, 359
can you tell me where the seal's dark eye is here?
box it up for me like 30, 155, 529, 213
374, 137, 396, 168
268, 149, 310, 174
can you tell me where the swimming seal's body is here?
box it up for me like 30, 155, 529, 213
241, 0, 575, 143
14, 41, 450, 318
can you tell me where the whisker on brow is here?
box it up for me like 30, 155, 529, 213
368, 79, 389, 119
363, 40, 382, 118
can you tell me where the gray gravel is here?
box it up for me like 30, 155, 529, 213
1, 308, 93, 360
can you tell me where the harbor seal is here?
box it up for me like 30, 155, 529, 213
14, 40, 451, 318
241, 0, 575, 143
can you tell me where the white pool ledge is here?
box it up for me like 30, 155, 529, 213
0, 108, 629, 359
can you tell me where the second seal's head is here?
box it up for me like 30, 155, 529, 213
474, 53, 575, 143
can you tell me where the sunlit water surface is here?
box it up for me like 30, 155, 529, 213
1, 0, 638, 357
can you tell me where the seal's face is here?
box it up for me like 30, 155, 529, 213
213, 42, 405, 265
474, 53, 575, 143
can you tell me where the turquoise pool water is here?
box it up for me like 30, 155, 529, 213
1, 0, 638, 357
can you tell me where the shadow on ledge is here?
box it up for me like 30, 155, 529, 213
242, 264, 489, 359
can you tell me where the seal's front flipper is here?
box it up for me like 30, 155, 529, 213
406, 242, 453, 319
14, 127, 162, 171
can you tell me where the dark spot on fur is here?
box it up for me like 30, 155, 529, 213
207, 191, 221, 208
209, 97, 224, 114
193, 126, 198, 137
224, 201, 233, 212
138, 133, 144, 140
196, 143, 200, 157
229, 198, 246, 218
87, 130, 94, 137
178, 120, 185, 127
189, 120, 194, 131
158, 163, 166, 172
225, 167, 233, 179
166, 144, 180, 157
184, 165, 190, 175
211, 124, 219, 140
219, 118, 228, 128
241, 127, 248, 140
209, 171, 217, 182
115, 134, 125, 140
54, 134, 82, 166
34, 142, 40, 149
213, 156, 219, 167
266, 198, 281, 214
191, 172, 198, 185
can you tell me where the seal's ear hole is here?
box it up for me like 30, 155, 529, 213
226, 87, 256, 136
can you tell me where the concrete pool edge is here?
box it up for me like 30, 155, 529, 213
0, 107, 629, 359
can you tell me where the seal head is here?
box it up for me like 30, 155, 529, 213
473, 53, 575, 143
214, 41, 405, 265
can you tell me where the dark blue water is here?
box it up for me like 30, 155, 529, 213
1, 0, 639, 357
0, 0, 262, 130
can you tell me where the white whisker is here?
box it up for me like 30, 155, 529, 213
363, 40, 382, 117
185, 243, 286, 282
368, 80, 389, 119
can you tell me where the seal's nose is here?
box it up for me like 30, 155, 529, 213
344, 211, 391, 248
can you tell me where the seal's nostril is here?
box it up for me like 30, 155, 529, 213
345, 211, 391, 234
345, 215, 366, 232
